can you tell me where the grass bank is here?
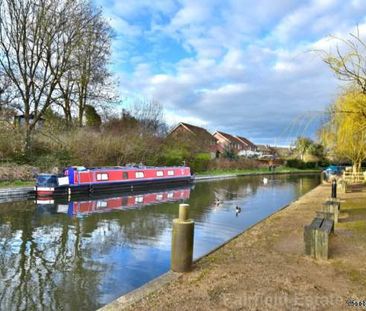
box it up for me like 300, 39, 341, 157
0, 180, 34, 188
196, 166, 321, 176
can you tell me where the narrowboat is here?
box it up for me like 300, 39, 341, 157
36, 186, 191, 216
35, 165, 193, 197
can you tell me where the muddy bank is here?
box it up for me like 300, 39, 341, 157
106, 184, 366, 311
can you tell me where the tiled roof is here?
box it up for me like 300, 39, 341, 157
236, 135, 256, 148
172, 122, 216, 141
214, 131, 242, 144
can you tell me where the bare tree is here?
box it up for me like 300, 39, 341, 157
321, 27, 366, 93
74, 3, 112, 127
130, 99, 168, 136
50, 1, 114, 127
0, 0, 91, 149
0, 69, 17, 114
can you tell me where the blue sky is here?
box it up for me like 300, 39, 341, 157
94, 0, 366, 145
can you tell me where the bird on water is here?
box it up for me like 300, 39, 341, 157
235, 205, 241, 216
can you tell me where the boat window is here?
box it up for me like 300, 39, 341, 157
96, 201, 107, 209
135, 196, 144, 203
96, 173, 109, 181
167, 170, 174, 176
156, 171, 164, 177
123, 172, 129, 179
36, 175, 58, 187
136, 172, 144, 178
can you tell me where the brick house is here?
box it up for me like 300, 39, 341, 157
168, 122, 218, 158
236, 135, 257, 151
256, 144, 278, 157
213, 131, 256, 157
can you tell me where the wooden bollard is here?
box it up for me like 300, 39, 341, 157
171, 204, 194, 272
322, 200, 340, 225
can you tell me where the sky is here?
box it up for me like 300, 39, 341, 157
93, 0, 366, 145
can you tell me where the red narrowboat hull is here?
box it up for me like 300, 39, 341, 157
35, 166, 193, 197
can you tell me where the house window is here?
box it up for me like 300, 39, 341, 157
96, 173, 108, 181
156, 171, 164, 177
167, 170, 174, 176
123, 172, 129, 179
136, 172, 144, 178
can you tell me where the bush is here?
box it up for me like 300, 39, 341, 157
160, 148, 188, 166
207, 158, 262, 171
286, 159, 318, 169
190, 153, 211, 173
0, 127, 25, 161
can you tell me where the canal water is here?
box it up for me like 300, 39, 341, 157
0, 174, 319, 310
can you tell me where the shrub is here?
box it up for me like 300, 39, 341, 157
207, 158, 262, 170
286, 159, 318, 169
190, 153, 211, 173
0, 127, 25, 162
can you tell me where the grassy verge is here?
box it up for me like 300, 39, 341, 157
0, 180, 34, 188
196, 166, 321, 176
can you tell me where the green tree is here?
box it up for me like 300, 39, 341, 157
294, 137, 313, 161
85, 105, 101, 129
321, 90, 366, 172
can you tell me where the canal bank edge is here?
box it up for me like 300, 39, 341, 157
0, 187, 34, 202
99, 272, 183, 311
194, 169, 320, 181
99, 182, 322, 311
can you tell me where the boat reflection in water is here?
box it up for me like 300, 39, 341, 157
36, 186, 192, 216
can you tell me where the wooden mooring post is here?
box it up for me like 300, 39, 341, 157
171, 204, 194, 272
320, 200, 340, 224
304, 217, 333, 260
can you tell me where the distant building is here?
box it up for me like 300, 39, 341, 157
213, 131, 257, 157
168, 122, 258, 159
235, 135, 257, 151
168, 122, 218, 158
256, 144, 278, 158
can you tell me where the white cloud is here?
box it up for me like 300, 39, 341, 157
94, 0, 366, 144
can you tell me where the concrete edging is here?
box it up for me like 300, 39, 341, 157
0, 187, 34, 202
99, 271, 182, 311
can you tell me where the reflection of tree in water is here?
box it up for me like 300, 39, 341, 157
0, 203, 105, 310
0, 198, 191, 310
